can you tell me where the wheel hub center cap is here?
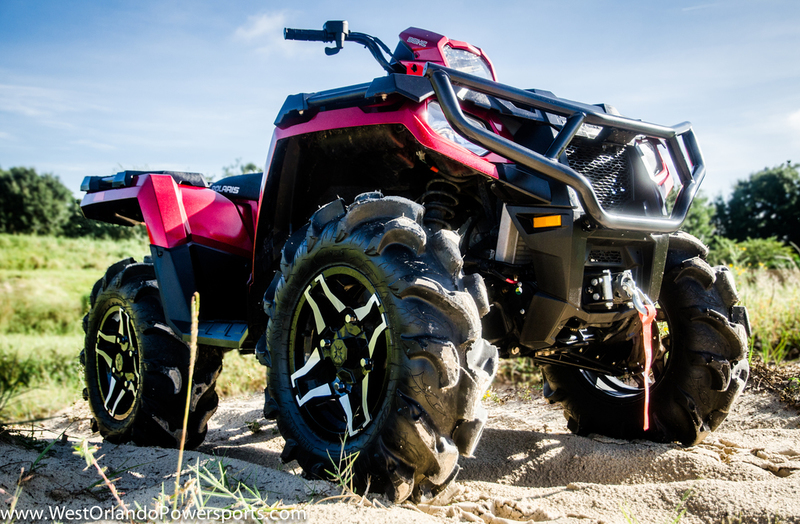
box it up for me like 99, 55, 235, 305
327, 321, 366, 368
330, 338, 348, 367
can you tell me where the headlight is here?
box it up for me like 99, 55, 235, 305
426, 101, 489, 156
553, 115, 603, 140
443, 46, 493, 79
635, 140, 665, 177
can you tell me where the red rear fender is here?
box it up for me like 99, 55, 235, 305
81, 174, 254, 258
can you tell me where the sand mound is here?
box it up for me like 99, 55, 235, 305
1, 381, 798, 523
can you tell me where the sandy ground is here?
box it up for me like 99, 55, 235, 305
1, 376, 799, 524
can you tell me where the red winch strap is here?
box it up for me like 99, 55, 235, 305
640, 304, 657, 431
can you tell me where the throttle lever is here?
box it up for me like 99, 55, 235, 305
323, 20, 348, 55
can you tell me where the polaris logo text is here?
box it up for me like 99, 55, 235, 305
214, 185, 240, 195
407, 37, 428, 47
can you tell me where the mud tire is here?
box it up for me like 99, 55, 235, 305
82, 258, 222, 449
542, 233, 749, 445
266, 193, 497, 503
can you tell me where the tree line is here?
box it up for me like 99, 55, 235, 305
0, 161, 262, 241
1, 162, 798, 267
681, 162, 800, 268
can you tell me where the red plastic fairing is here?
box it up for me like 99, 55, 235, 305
398, 27, 497, 80
180, 185, 254, 257
271, 101, 502, 179
80, 174, 253, 258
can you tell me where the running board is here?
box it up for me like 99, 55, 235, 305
180, 321, 249, 349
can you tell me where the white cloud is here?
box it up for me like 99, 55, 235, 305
0, 131, 13, 141
232, 11, 316, 58
234, 12, 287, 42
0, 84, 106, 118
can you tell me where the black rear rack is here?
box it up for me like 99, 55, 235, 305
424, 63, 705, 233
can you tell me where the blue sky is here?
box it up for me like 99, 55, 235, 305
1, 0, 798, 197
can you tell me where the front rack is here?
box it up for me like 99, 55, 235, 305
424, 63, 705, 233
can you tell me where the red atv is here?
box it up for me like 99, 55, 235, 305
79, 21, 750, 502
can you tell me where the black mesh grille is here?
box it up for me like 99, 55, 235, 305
565, 142, 632, 210
587, 249, 623, 265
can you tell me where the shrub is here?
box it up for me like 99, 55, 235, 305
708, 237, 799, 269
0, 166, 73, 236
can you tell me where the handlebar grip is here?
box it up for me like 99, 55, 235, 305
284, 28, 330, 42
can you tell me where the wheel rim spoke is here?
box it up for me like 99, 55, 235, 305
338, 394, 359, 436
98, 331, 117, 343
303, 287, 327, 334
296, 383, 334, 406
108, 387, 125, 416
304, 274, 350, 333
367, 317, 387, 357
353, 293, 380, 321
103, 376, 119, 410
291, 348, 323, 387
118, 310, 131, 352
95, 348, 113, 368
359, 373, 371, 430
314, 274, 347, 313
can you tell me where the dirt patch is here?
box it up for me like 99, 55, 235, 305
1, 382, 798, 523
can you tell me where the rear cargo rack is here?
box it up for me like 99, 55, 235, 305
424, 63, 705, 233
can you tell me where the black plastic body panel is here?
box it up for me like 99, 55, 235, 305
210, 172, 264, 201
150, 243, 250, 343
500, 203, 669, 350
275, 74, 434, 127
81, 170, 206, 193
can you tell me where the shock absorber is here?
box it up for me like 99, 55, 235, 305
421, 170, 463, 230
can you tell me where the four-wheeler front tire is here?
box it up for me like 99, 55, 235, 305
542, 233, 749, 445
82, 258, 222, 449
266, 193, 497, 503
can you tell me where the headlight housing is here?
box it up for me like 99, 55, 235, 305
426, 101, 489, 156
442, 45, 493, 80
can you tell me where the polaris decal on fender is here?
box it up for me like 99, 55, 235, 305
213, 185, 240, 194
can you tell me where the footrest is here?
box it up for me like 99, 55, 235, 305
182, 321, 249, 349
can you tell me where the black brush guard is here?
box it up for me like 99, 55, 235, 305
425, 63, 704, 233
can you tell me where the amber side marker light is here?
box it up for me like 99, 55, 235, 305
533, 215, 562, 228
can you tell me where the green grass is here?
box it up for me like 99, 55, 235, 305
1, 232, 798, 422
0, 233, 269, 421
0, 234, 150, 271
0, 334, 84, 421
216, 351, 266, 398
735, 267, 800, 364
0, 234, 149, 421
0, 233, 151, 336
0, 270, 99, 335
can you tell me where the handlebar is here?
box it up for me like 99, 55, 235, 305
283, 28, 331, 42
284, 20, 398, 74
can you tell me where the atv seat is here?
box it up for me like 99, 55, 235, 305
81, 170, 208, 193
127, 170, 208, 187
210, 173, 264, 201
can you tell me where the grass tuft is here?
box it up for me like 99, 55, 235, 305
735, 267, 800, 364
